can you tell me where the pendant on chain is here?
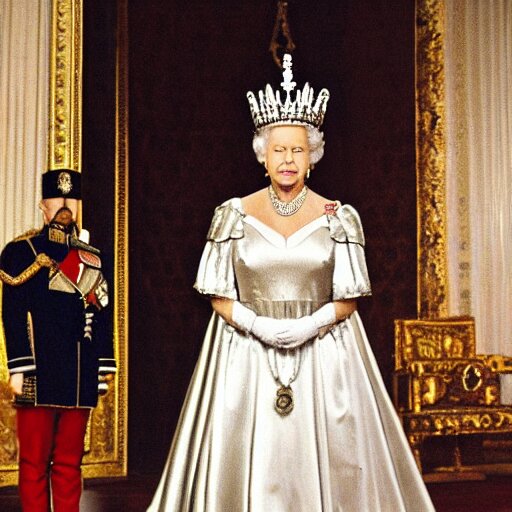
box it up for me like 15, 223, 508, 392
275, 385, 294, 415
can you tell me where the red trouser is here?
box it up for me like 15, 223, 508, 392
16, 406, 90, 512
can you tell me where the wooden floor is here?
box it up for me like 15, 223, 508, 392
1, 473, 512, 511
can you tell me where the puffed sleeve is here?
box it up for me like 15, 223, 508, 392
193, 198, 244, 300
328, 204, 372, 300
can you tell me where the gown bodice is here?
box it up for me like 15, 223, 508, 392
234, 216, 334, 318
194, 197, 372, 308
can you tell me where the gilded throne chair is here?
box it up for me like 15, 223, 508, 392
393, 317, 512, 480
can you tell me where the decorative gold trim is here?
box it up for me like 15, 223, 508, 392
13, 229, 42, 242
395, 317, 476, 371
48, 0, 82, 171
0, 254, 56, 286
404, 409, 512, 436
416, 0, 448, 318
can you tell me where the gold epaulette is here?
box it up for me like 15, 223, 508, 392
0, 253, 56, 286
13, 228, 42, 242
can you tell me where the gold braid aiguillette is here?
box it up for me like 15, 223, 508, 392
0, 253, 57, 286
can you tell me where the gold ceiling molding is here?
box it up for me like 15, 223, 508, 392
416, 0, 449, 319
48, 0, 82, 171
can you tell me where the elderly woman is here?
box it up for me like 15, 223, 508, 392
148, 55, 434, 511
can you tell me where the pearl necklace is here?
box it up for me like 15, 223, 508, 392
268, 185, 308, 216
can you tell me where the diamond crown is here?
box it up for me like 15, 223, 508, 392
247, 53, 330, 131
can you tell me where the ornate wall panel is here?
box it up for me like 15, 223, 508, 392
0, 0, 128, 486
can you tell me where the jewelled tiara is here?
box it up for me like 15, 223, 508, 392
247, 53, 330, 131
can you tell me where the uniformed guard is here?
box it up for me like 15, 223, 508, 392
0, 169, 116, 512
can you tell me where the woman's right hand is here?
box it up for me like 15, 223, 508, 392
251, 317, 293, 346
9, 373, 24, 395
223, 299, 296, 347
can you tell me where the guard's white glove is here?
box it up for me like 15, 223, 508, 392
98, 373, 114, 395
232, 301, 292, 346
275, 302, 338, 349
9, 373, 24, 395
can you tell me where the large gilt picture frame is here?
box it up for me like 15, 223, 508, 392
0, 0, 128, 486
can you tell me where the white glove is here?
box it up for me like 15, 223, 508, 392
232, 301, 292, 346
232, 301, 257, 332
276, 303, 337, 349
98, 373, 114, 395
275, 316, 318, 349
9, 373, 24, 395
251, 316, 293, 346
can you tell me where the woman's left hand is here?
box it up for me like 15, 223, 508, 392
274, 316, 319, 349
274, 301, 354, 349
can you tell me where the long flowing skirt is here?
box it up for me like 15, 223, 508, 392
147, 312, 434, 512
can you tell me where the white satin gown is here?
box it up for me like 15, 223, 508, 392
147, 198, 435, 512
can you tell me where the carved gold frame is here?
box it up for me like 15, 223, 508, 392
416, 0, 448, 319
48, 0, 82, 171
0, 0, 128, 486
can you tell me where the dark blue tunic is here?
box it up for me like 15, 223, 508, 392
1, 228, 115, 408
